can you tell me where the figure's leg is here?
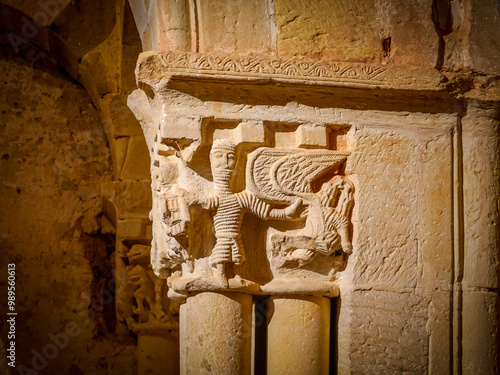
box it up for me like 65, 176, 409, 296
209, 239, 230, 288
232, 238, 246, 265
214, 262, 228, 288
337, 225, 352, 254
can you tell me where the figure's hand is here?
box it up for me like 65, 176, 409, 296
284, 198, 302, 217
300, 202, 309, 218
179, 189, 195, 206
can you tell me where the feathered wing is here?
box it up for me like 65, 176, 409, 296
246, 147, 349, 203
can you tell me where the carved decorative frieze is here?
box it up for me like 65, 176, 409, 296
135, 51, 442, 91
121, 244, 179, 334
159, 51, 387, 83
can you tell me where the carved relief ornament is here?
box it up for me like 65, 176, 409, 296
144, 132, 354, 300
128, 51, 360, 300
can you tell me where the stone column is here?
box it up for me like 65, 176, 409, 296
267, 296, 331, 375
180, 292, 253, 375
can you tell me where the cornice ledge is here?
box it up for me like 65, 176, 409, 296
136, 51, 443, 92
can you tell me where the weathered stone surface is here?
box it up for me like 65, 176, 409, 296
180, 292, 252, 375
0, 41, 136, 374
196, 0, 275, 55
103, 180, 152, 220
349, 125, 454, 289
380, 0, 439, 68
273, 0, 382, 62
462, 290, 499, 375
427, 289, 452, 375
267, 296, 330, 375
462, 104, 500, 290
468, 0, 500, 75
342, 290, 429, 374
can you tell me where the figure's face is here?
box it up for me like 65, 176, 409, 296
210, 149, 236, 171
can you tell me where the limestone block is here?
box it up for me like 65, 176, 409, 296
273, 0, 382, 62
102, 181, 152, 219
462, 105, 500, 289
235, 120, 265, 144
383, 0, 439, 68
180, 292, 252, 375
267, 296, 330, 375
160, 113, 202, 144
102, 93, 145, 139
274, 130, 296, 148
345, 290, 428, 374
128, 89, 156, 153
196, 0, 275, 55
129, 0, 160, 51
468, 0, 500, 75
213, 120, 265, 145
120, 135, 151, 181
348, 129, 420, 288
109, 136, 130, 180
416, 130, 453, 288
462, 290, 499, 375
427, 289, 452, 375
156, 0, 191, 52
296, 123, 327, 148
117, 219, 150, 240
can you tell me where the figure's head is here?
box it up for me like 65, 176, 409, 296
210, 139, 236, 185
210, 139, 236, 169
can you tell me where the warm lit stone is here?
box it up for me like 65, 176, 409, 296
267, 296, 330, 375
180, 292, 252, 375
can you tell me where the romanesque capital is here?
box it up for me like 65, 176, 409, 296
129, 52, 357, 300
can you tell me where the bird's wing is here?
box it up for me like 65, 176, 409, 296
246, 147, 349, 204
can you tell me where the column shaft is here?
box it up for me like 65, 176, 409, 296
180, 292, 252, 375
267, 295, 331, 375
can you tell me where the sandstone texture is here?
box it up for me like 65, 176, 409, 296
0, 40, 135, 374
180, 292, 252, 375
1, 0, 499, 374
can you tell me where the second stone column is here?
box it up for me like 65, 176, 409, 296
267, 295, 331, 375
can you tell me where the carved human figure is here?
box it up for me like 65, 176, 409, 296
176, 139, 301, 286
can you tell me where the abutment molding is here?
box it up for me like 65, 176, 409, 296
135, 51, 444, 91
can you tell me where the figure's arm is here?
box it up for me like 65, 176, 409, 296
268, 198, 302, 219
240, 192, 302, 220
185, 193, 218, 211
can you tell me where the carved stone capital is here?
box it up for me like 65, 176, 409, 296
128, 52, 365, 299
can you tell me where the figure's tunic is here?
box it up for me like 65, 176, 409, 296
208, 190, 270, 266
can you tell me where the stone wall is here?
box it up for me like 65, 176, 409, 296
128, 0, 499, 374
0, 0, 498, 374
0, 38, 136, 374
